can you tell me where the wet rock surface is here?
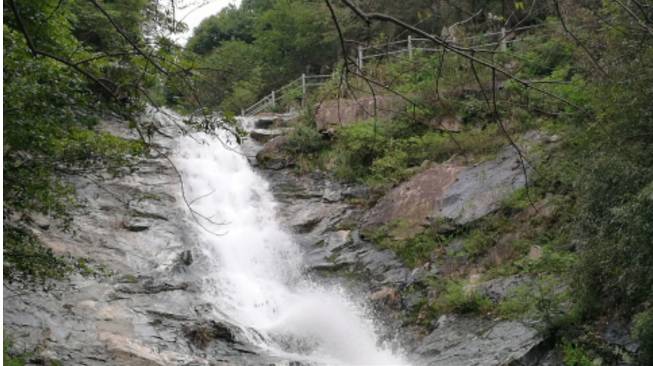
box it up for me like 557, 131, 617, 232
2, 117, 298, 366
260, 169, 412, 289
249, 128, 287, 143
255, 135, 292, 170
252, 128, 557, 364
250, 112, 299, 129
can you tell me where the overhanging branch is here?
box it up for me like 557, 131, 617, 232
337, 0, 585, 112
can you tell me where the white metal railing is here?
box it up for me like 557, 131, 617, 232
241, 74, 331, 116
241, 24, 542, 116
356, 24, 542, 68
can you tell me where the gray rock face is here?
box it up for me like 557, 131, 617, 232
259, 148, 547, 366
2, 116, 297, 366
415, 315, 544, 366
314, 95, 407, 132
262, 168, 412, 288
362, 164, 464, 239
249, 128, 286, 143
5, 112, 550, 366
363, 142, 535, 238
255, 135, 292, 170
436, 146, 531, 225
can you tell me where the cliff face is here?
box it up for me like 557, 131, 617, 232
3, 114, 284, 366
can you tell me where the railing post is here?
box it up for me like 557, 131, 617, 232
357, 45, 364, 70
500, 27, 507, 51
301, 73, 306, 107
271, 90, 276, 108
408, 35, 413, 59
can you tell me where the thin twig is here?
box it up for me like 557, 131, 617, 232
613, 0, 653, 36
552, 0, 608, 77
337, 0, 586, 111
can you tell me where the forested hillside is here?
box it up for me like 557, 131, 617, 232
178, 0, 553, 114
4, 0, 653, 365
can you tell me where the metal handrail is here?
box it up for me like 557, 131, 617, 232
241, 73, 332, 116
241, 24, 544, 116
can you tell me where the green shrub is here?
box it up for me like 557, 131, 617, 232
368, 150, 411, 187
323, 116, 508, 187
497, 284, 537, 319
633, 308, 653, 365
497, 276, 574, 324
575, 169, 653, 314
561, 20, 653, 317
3, 226, 69, 281
432, 280, 494, 315
520, 35, 574, 77
3, 339, 26, 366
524, 247, 576, 274
459, 97, 490, 123
462, 228, 499, 258
332, 120, 388, 181
286, 124, 328, 155
52, 129, 145, 170
562, 341, 594, 366
371, 225, 449, 267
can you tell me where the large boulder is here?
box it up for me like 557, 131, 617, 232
414, 315, 546, 366
363, 145, 532, 238
362, 164, 464, 239
249, 128, 286, 143
249, 112, 298, 129
255, 135, 292, 169
315, 95, 407, 132
436, 146, 530, 225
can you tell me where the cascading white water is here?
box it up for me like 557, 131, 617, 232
171, 120, 408, 365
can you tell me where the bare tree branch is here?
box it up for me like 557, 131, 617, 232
613, 0, 653, 36
552, 0, 608, 77
337, 0, 585, 111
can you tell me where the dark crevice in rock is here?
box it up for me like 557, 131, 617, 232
183, 321, 238, 349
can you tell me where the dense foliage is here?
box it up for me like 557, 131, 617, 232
182, 0, 545, 114
3, 0, 182, 278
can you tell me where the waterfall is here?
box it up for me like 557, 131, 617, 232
170, 117, 408, 365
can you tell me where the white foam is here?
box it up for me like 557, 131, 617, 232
170, 116, 408, 365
